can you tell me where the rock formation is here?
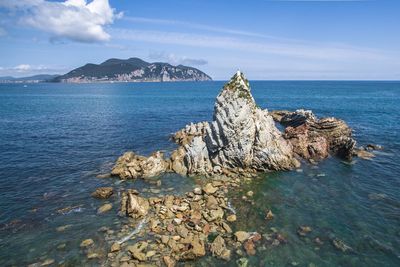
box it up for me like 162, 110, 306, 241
176, 71, 299, 175
270, 109, 356, 160
112, 71, 299, 179
112, 151, 168, 179
111, 71, 360, 180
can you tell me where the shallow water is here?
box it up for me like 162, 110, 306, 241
0, 81, 399, 266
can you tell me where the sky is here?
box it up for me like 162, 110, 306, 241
0, 0, 399, 80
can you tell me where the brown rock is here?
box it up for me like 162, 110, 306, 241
206, 195, 219, 210
278, 109, 356, 160
180, 235, 206, 260
121, 191, 149, 218
203, 183, 218, 194
91, 187, 113, 199
265, 210, 274, 220
243, 240, 256, 255
234, 231, 250, 243
128, 241, 148, 261
111, 242, 121, 252
210, 235, 231, 261
163, 255, 176, 267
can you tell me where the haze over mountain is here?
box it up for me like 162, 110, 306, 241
0, 74, 59, 83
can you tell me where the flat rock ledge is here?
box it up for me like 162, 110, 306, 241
270, 109, 356, 161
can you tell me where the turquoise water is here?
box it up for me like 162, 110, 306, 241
0, 81, 399, 266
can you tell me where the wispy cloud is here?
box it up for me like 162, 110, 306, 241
112, 28, 385, 61
122, 16, 281, 39
0, 27, 6, 37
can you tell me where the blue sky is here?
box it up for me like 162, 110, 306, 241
0, 0, 399, 80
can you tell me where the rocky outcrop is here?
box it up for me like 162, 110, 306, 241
271, 109, 356, 160
112, 71, 360, 180
111, 151, 168, 179
112, 71, 299, 180
170, 71, 299, 176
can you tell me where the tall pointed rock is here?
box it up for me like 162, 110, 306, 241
171, 71, 299, 176
205, 71, 298, 171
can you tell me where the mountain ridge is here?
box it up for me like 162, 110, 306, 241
54, 57, 212, 83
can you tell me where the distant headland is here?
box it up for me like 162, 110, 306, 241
0, 57, 212, 84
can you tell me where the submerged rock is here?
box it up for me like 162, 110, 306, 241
128, 241, 148, 261
265, 210, 274, 221
332, 238, 354, 253
354, 148, 375, 160
297, 226, 312, 237
235, 231, 250, 243
80, 239, 94, 248
210, 235, 231, 260
97, 203, 112, 214
91, 187, 113, 199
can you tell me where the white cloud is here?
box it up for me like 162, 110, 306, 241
148, 51, 208, 66
0, 0, 122, 43
14, 64, 32, 72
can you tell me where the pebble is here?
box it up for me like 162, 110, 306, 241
227, 214, 237, 222
265, 210, 274, 220
246, 191, 254, 197
193, 187, 202, 195
56, 224, 72, 232
87, 253, 100, 259
97, 203, 113, 214
57, 243, 66, 250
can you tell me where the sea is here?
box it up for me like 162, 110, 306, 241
0, 81, 399, 266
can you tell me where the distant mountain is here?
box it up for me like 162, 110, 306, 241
54, 57, 212, 83
0, 74, 60, 83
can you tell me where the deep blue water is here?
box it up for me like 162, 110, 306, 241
0, 81, 399, 266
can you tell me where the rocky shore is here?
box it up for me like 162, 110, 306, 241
87, 71, 381, 266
